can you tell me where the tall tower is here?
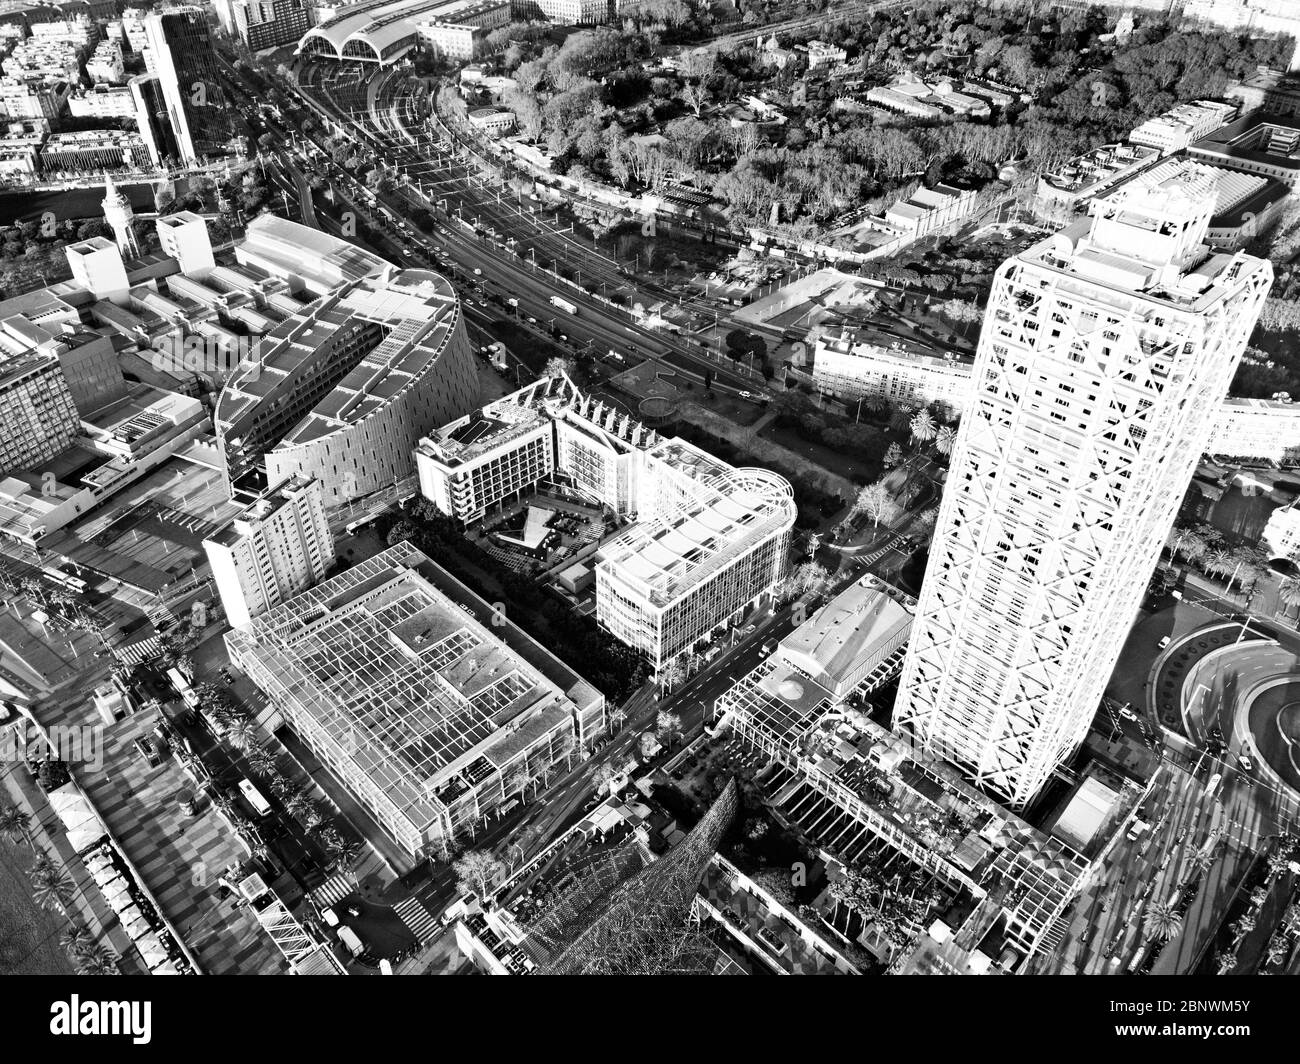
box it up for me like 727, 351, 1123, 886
894, 162, 1272, 807
101, 175, 139, 260
143, 8, 234, 168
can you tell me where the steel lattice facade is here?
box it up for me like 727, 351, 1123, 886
894, 163, 1272, 807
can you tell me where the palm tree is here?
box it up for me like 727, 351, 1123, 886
1142, 901, 1183, 942
29, 857, 75, 915
60, 924, 97, 959
1265, 934, 1290, 968
225, 718, 256, 753
934, 425, 956, 457
1206, 549, 1232, 581
1278, 576, 1300, 620
245, 744, 278, 778
909, 409, 937, 450
1215, 949, 1238, 975
74, 944, 120, 976
0, 805, 33, 848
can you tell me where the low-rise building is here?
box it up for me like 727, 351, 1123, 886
1033, 142, 1162, 226
1189, 111, 1300, 188
39, 129, 151, 173
67, 84, 138, 120
813, 332, 973, 409
1128, 99, 1238, 155
802, 40, 847, 69
225, 543, 605, 861
467, 105, 515, 136
882, 183, 976, 239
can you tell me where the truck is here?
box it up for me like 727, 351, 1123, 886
550, 295, 577, 315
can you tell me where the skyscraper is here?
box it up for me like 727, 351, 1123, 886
143, 9, 236, 167
894, 162, 1272, 807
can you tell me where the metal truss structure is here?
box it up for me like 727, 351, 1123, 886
530, 780, 739, 975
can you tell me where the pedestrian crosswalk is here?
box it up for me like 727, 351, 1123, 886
312, 872, 356, 908
394, 896, 440, 943
114, 636, 160, 667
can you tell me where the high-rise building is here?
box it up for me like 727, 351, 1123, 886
204, 476, 335, 630
142, 9, 236, 166
0, 352, 81, 476
893, 162, 1272, 807
129, 74, 177, 167
233, 0, 311, 52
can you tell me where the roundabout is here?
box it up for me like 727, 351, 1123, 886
1170, 625, 1300, 796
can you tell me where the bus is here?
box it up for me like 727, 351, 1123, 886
238, 778, 272, 817
166, 667, 200, 710
41, 566, 87, 593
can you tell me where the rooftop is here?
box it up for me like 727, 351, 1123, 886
228, 543, 578, 836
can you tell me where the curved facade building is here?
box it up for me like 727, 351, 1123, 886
215, 226, 477, 505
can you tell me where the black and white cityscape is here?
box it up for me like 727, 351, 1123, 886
3, 0, 1300, 997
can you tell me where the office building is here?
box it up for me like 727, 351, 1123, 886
215, 216, 477, 503
0, 351, 81, 476
204, 476, 335, 630
225, 543, 605, 860
893, 162, 1272, 807
142, 9, 236, 166
233, 0, 313, 51
595, 451, 794, 672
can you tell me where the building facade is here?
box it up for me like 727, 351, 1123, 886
143, 9, 237, 166
204, 475, 335, 630
893, 162, 1272, 807
0, 352, 80, 476
233, 0, 313, 51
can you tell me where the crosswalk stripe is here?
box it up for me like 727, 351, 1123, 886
394, 897, 440, 942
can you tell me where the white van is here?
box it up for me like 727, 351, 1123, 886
337, 925, 365, 957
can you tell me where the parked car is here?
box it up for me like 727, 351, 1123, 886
1157, 636, 1171, 649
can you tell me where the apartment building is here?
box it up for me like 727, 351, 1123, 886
204, 476, 335, 631
0, 351, 80, 476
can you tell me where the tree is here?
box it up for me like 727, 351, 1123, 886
1278, 576, 1300, 619
913, 508, 939, 539
74, 943, 120, 975
0, 805, 32, 848
1142, 901, 1183, 942
544, 356, 576, 380
507, 765, 533, 798
934, 425, 957, 457
593, 761, 618, 794
28, 856, 74, 915
60, 924, 97, 959
785, 561, 830, 599
853, 481, 898, 529
454, 850, 506, 900
909, 409, 937, 449
655, 710, 682, 749
882, 442, 903, 469
226, 718, 256, 754
608, 706, 627, 734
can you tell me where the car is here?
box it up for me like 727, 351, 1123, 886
473, 267, 482, 276
457, 603, 474, 616
1157, 635, 1171, 650
1119, 706, 1139, 722
527, 316, 537, 324
738, 391, 756, 400
1237, 753, 1255, 772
